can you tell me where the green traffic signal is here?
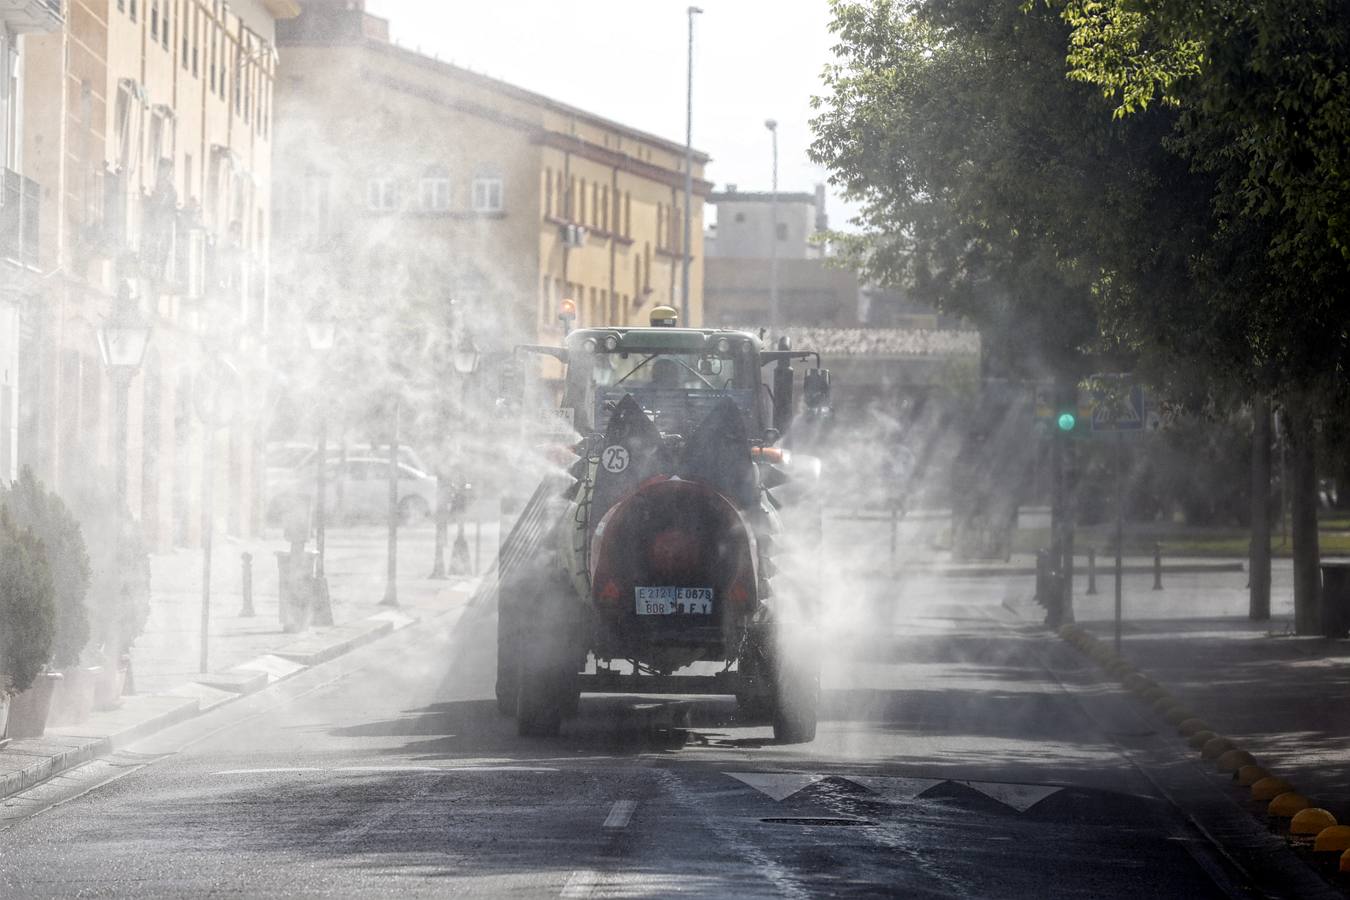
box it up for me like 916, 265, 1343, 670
1057, 412, 1077, 432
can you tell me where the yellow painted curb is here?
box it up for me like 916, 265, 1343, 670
1251, 777, 1295, 802
1163, 707, 1193, 726
1178, 718, 1210, 737
1216, 749, 1256, 773
1201, 737, 1236, 760
1236, 765, 1269, 787
1267, 792, 1310, 818
1290, 808, 1336, 835
1314, 825, 1350, 853
1187, 730, 1218, 750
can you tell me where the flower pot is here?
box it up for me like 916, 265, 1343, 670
93, 662, 127, 711
48, 666, 103, 726
3, 671, 63, 740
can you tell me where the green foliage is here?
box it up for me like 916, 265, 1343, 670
809, 0, 1208, 383
64, 472, 152, 660
0, 468, 90, 669
0, 511, 56, 697
1056, 0, 1350, 390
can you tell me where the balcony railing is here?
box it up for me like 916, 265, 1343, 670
0, 168, 40, 270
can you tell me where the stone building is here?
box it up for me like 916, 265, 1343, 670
271, 0, 711, 364
17, 0, 298, 547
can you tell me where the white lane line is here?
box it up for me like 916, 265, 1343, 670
560, 868, 599, 899
210, 765, 559, 776
602, 799, 637, 829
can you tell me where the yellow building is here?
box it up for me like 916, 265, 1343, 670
272, 0, 709, 363
18, 0, 297, 547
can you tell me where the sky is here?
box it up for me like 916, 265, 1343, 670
363, 0, 858, 231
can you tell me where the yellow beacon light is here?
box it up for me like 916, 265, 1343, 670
650, 305, 679, 327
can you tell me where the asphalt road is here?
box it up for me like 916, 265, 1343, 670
0, 568, 1254, 898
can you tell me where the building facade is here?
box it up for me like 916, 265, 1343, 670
271, 0, 710, 372
705, 185, 827, 261
1, 0, 65, 482
17, 0, 297, 547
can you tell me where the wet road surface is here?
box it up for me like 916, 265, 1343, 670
0, 573, 1249, 898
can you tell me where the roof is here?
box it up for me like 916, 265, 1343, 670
733, 327, 982, 359
284, 34, 711, 165
712, 191, 818, 205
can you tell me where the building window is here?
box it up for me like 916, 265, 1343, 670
368, 178, 399, 212
130, 0, 138, 22
192, 5, 199, 77
556, 172, 565, 218
472, 177, 503, 213
181, 1, 189, 66
776, 222, 788, 240
591, 182, 599, 228
624, 192, 631, 238
162, 2, 171, 50
543, 168, 553, 218
118, 0, 125, 12
734, 212, 746, 223
419, 170, 451, 212
601, 185, 609, 232
578, 178, 586, 223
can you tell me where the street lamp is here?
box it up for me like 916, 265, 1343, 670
681, 5, 704, 324
193, 349, 240, 674
432, 332, 480, 579
304, 307, 338, 616
97, 280, 153, 505
765, 118, 780, 335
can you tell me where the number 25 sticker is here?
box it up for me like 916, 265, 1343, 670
602, 445, 630, 473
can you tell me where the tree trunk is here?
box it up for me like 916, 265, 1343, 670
1249, 397, 1272, 621
1289, 396, 1321, 634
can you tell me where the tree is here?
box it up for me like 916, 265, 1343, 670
1054, 0, 1350, 631
809, 0, 1218, 620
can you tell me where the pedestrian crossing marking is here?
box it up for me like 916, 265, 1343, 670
726, 771, 1063, 813
955, 780, 1063, 813
726, 772, 827, 801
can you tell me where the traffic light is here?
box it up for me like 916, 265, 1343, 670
1057, 411, 1077, 432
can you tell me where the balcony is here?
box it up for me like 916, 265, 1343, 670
0, 0, 64, 33
0, 168, 40, 271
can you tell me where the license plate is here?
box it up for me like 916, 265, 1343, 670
635, 587, 714, 615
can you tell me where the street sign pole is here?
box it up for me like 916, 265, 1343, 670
1115, 429, 1124, 654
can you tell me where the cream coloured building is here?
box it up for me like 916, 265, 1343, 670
18, 0, 297, 546
272, 0, 710, 365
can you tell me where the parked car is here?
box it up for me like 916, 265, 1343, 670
267, 457, 437, 525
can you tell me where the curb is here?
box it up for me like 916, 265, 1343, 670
0, 608, 424, 805
1055, 621, 1349, 891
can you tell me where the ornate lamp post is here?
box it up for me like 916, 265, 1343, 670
431, 332, 480, 579
304, 309, 337, 602
97, 281, 153, 505
449, 334, 479, 576
194, 347, 239, 674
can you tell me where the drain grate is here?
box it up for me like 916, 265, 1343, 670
760, 817, 875, 827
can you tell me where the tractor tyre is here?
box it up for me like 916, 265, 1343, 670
770, 640, 820, 744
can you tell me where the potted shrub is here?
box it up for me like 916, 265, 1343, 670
0, 510, 58, 741
1, 469, 93, 726
67, 472, 151, 710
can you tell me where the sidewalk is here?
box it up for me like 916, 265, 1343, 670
1063, 563, 1350, 822
0, 521, 496, 802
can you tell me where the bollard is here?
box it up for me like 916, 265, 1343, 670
1086, 547, 1098, 595
1153, 543, 1164, 590
239, 552, 255, 617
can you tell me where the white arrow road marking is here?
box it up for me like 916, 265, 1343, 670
956, 781, 1063, 812
603, 799, 637, 830
234, 654, 306, 682
847, 775, 946, 801
726, 772, 826, 801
